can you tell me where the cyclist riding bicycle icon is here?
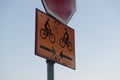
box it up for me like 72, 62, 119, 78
59, 28, 72, 51
40, 18, 55, 43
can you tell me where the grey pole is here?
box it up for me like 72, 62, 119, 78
46, 60, 55, 80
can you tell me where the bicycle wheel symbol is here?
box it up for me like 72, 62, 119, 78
59, 38, 72, 51
40, 28, 55, 43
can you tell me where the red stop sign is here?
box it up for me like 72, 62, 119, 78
42, 0, 76, 24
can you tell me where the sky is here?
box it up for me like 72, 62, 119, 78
0, 0, 120, 80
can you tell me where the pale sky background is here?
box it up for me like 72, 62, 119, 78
0, 0, 120, 80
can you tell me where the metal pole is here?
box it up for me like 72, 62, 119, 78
46, 60, 55, 80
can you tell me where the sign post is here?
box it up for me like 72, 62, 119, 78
46, 60, 55, 80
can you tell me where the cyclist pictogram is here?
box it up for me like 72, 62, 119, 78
40, 18, 55, 43
59, 28, 72, 51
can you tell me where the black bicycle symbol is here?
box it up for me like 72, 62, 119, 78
59, 28, 72, 51
40, 18, 55, 43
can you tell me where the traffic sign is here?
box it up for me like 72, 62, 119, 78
42, 0, 76, 24
35, 8, 75, 69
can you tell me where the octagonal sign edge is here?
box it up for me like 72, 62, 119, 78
42, 0, 76, 24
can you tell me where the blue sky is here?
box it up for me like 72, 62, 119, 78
0, 0, 120, 80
